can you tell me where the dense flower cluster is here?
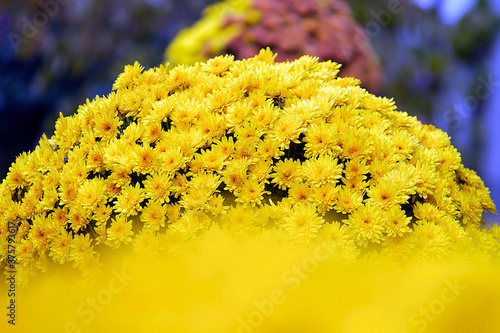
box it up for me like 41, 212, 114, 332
165, 0, 382, 92
0, 49, 498, 285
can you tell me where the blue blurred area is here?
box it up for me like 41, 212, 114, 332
413, 0, 478, 23
0, 36, 53, 177
481, 33, 500, 225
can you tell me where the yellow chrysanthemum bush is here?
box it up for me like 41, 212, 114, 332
2, 49, 500, 332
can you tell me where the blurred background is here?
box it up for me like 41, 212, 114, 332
0, 0, 498, 224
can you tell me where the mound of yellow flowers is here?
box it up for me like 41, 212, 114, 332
1, 49, 500, 333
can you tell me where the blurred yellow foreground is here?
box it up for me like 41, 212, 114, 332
2, 226, 500, 333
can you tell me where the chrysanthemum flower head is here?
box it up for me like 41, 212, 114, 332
282, 203, 324, 243
105, 215, 135, 249
0, 48, 497, 286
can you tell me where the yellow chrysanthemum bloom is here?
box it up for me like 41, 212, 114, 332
140, 201, 167, 231
105, 214, 135, 249
114, 183, 144, 217
282, 203, 325, 243
270, 158, 302, 190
